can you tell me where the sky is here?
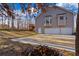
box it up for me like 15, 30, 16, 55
11, 3, 78, 9
58, 3, 78, 7
12, 3, 78, 13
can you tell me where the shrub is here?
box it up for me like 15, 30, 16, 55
21, 45, 63, 56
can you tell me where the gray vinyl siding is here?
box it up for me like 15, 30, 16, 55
35, 7, 73, 33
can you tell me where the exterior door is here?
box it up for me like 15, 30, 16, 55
58, 14, 72, 34
38, 28, 42, 33
58, 14, 66, 27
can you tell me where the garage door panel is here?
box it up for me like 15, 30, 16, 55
44, 28, 72, 34
60, 28, 72, 34
44, 28, 60, 34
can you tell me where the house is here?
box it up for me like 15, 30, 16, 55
35, 6, 74, 34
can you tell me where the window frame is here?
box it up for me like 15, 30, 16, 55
60, 15, 64, 20
44, 15, 52, 26
58, 14, 67, 26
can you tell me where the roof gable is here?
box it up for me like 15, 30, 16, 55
52, 6, 73, 14
36, 6, 73, 20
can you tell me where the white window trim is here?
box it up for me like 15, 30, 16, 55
59, 15, 65, 20
44, 16, 52, 26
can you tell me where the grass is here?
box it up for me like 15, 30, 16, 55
0, 30, 38, 55
63, 50, 75, 56
0, 30, 75, 56
27, 34, 75, 48
0, 30, 37, 39
56, 48, 75, 56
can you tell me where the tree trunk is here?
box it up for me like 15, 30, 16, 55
76, 3, 79, 56
24, 19, 26, 30
17, 19, 19, 30
2, 15, 4, 29
17, 18, 20, 30
7, 16, 10, 29
11, 17, 14, 30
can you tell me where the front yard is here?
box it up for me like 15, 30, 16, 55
0, 30, 75, 56
0, 30, 37, 55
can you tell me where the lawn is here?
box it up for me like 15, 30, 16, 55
0, 30, 37, 38
0, 30, 75, 56
0, 30, 37, 55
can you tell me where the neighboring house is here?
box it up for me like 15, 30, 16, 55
35, 6, 74, 34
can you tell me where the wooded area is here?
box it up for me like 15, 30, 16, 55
0, 3, 56, 31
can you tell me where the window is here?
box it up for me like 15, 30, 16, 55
45, 15, 52, 25
46, 19, 50, 24
60, 16, 64, 20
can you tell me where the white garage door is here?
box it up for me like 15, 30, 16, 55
44, 28, 72, 34
60, 28, 72, 34
44, 28, 60, 34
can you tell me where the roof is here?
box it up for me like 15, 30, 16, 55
53, 6, 73, 14
36, 6, 74, 20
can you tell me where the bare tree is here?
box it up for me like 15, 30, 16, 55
0, 3, 56, 30
76, 3, 79, 56
1, 3, 15, 30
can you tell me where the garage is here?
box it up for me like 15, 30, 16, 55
44, 27, 73, 34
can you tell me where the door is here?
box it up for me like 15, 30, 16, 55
38, 28, 42, 33
58, 14, 66, 27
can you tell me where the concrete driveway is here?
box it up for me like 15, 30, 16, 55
11, 34, 75, 52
